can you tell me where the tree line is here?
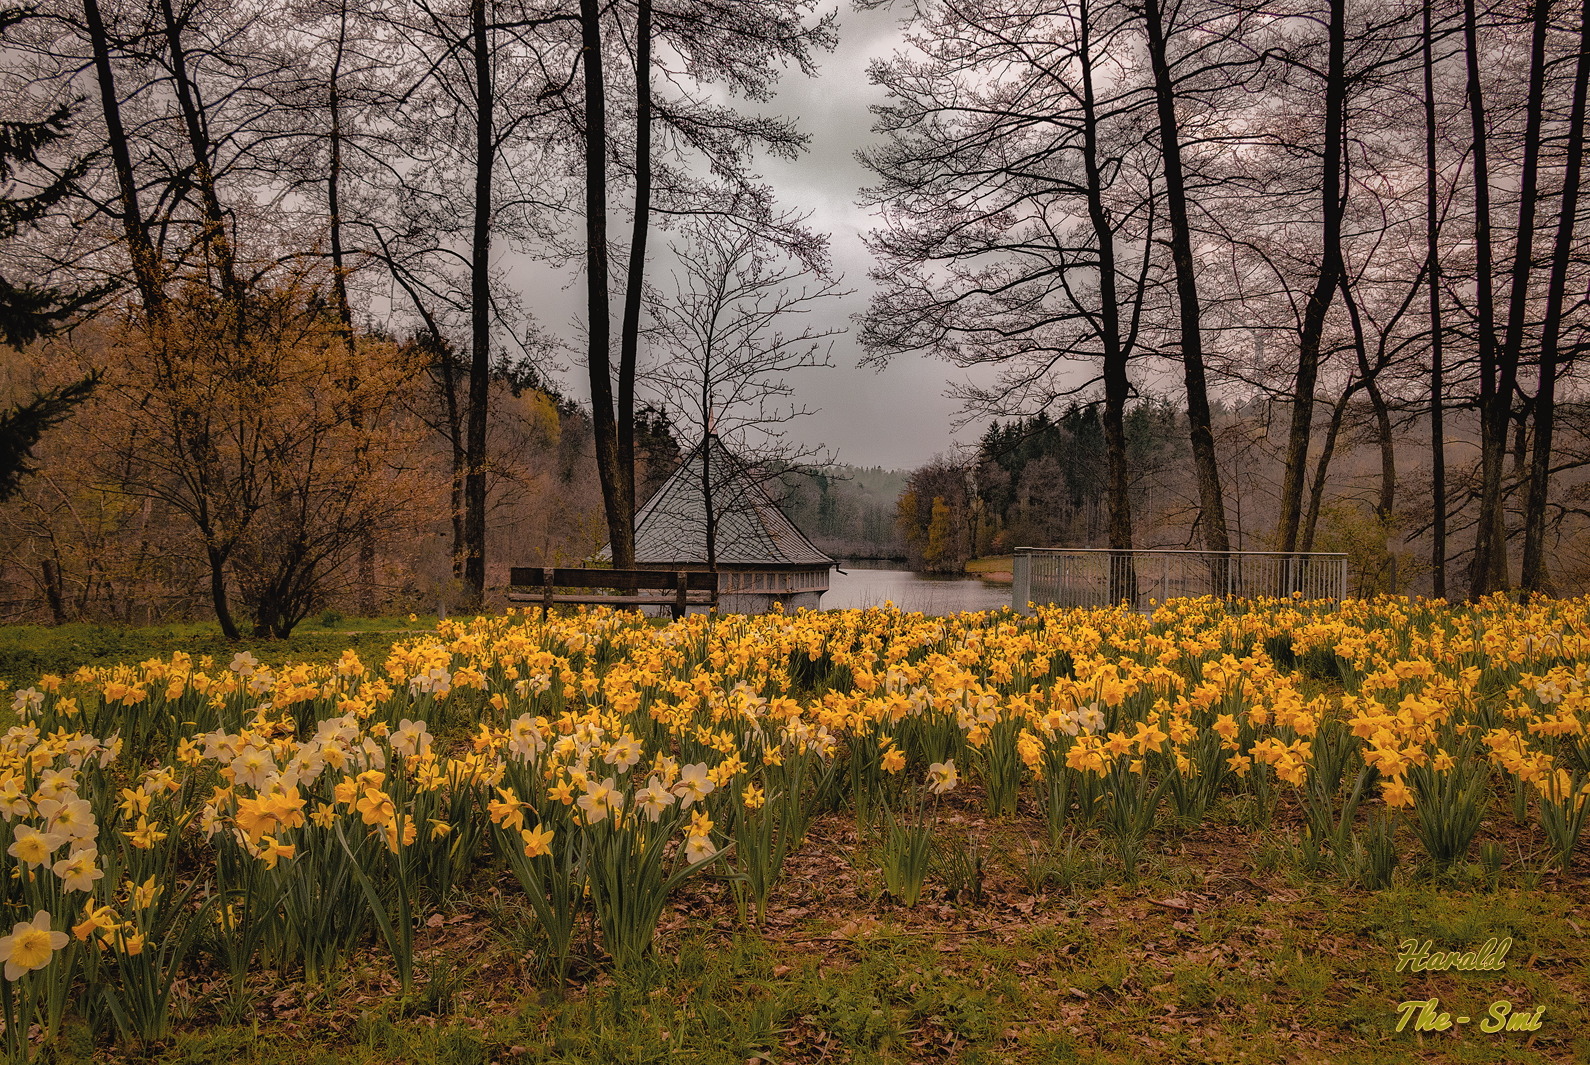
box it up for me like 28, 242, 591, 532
0, 0, 834, 630
4, 0, 1590, 621
897, 399, 1564, 592
867, 0, 1590, 596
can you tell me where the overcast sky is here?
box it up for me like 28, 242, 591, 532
751, 3, 991, 472
533, 3, 1005, 473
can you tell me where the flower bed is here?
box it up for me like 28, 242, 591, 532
2, 595, 1587, 1056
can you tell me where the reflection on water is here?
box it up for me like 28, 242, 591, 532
820, 562, 1012, 615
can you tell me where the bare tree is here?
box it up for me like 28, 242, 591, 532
77, 0, 163, 319
572, 0, 837, 567
1141, 1, 1220, 565
645, 209, 842, 572
1423, 0, 1449, 596
1272, 0, 1348, 556
859, 0, 1169, 585
1521, 0, 1590, 591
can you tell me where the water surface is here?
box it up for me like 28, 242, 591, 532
821, 563, 1011, 615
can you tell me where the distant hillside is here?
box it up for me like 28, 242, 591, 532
776, 465, 908, 560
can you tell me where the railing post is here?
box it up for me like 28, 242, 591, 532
1013, 550, 1032, 615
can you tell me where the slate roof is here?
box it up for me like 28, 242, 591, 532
602, 435, 833, 567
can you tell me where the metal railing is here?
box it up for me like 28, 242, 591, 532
1012, 547, 1349, 613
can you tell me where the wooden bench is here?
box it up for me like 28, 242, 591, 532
507, 567, 719, 621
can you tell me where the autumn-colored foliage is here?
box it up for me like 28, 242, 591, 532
0, 271, 606, 629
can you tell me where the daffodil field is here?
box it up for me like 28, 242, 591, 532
2, 595, 1589, 1059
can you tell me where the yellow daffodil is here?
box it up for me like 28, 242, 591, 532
0, 911, 67, 980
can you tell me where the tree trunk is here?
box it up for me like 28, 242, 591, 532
429, 339, 466, 581
1463, 0, 1502, 596
81, 0, 163, 320
702, 436, 717, 589
1423, 0, 1446, 598
207, 542, 240, 639
1340, 280, 1395, 521
1511, 401, 1531, 480
1141, 0, 1228, 563
1521, 0, 1589, 591
1300, 381, 1356, 553
462, 0, 493, 607
582, 0, 632, 567
40, 555, 65, 625
328, 4, 356, 358
1276, 0, 1346, 555
325, 0, 375, 615
616, 0, 650, 552
1480, 0, 1550, 595
1079, 0, 1135, 602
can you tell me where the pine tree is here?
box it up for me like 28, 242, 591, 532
0, 6, 98, 501
0, 373, 98, 502
0, 7, 92, 346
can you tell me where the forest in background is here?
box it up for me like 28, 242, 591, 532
898, 396, 1590, 596
867, 0, 1590, 599
1, 0, 1589, 629
779, 466, 908, 561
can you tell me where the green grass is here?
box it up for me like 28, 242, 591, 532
0, 615, 442, 687
964, 556, 1015, 581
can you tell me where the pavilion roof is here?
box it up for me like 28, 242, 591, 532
603, 435, 832, 567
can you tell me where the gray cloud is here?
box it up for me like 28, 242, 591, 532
527, 3, 1002, 472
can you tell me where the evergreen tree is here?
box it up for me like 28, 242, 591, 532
0, 6, 98, 502
0, 373, 98, 502
0, 7, 93, 346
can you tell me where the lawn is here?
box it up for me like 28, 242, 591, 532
0, 615, 433, 690
963, 557, 1015, 585
71, 817, 1590, 1065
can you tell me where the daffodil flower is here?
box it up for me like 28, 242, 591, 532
51, 848, 103, 893
927, 759, 959, 795
577, 777, 622, 824
8, 826, 66, 867
0, 911, 67, 980
673, 763, 715, 807
520, 823, 554, 858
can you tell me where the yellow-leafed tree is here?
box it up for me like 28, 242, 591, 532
101, 270, 428, 636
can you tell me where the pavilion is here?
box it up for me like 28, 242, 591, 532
606, 435, 833, 613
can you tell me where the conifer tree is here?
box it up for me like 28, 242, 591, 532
0, 7, 93, 347
0, 6, 97, 502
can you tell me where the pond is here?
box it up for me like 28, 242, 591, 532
821, 562, 1013, 615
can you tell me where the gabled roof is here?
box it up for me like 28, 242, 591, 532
603, 435, 833, 567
